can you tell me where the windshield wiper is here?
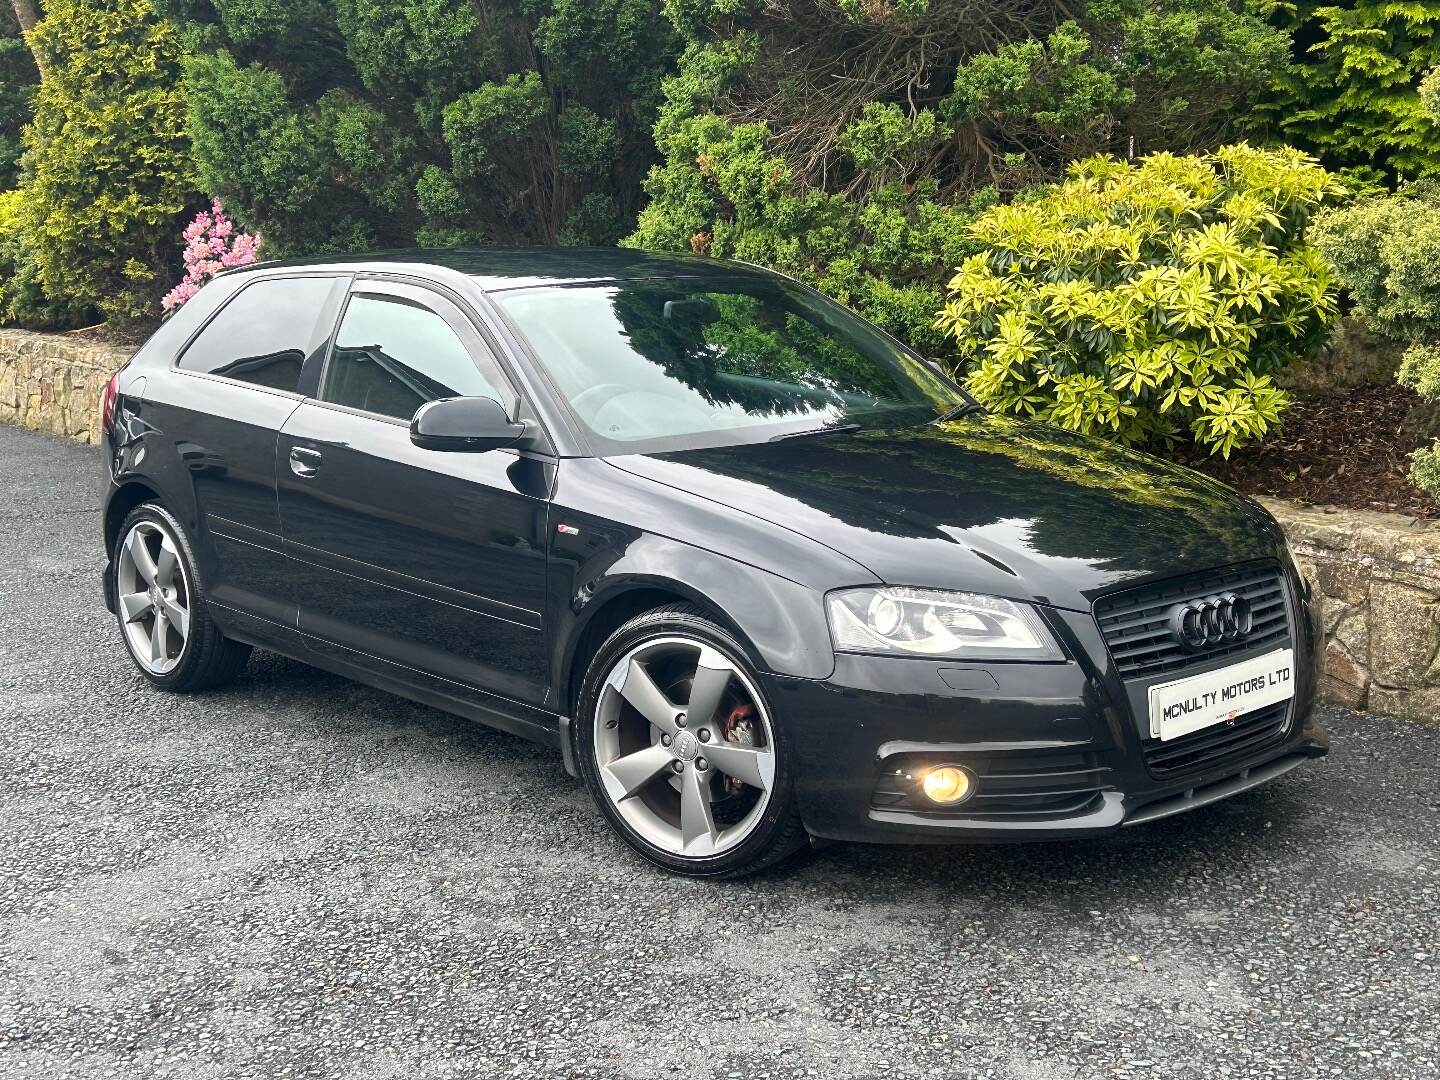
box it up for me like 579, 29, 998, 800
768, 423, 862, 443
932, 401, 986, 424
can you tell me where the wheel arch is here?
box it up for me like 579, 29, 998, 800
556, 536, 838, 724
562, 580, 753, 717
104, 479, 163, 557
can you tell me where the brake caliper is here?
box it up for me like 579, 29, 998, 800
720, 703, 756, 796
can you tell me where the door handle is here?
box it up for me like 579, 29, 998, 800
289, 446, 322, 478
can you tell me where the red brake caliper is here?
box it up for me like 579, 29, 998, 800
720, 703, 756, 795
722, 702, 753, 740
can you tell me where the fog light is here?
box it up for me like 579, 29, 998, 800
921, 765, 974, 805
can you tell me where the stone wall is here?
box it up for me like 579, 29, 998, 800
0, 329, 132, 447
1264, 499, 1440, 722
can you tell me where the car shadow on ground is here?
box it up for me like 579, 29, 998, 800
221, 648, 1319, 909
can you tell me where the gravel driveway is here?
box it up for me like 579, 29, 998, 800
0, 423, 1436, 1080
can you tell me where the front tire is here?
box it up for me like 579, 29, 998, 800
113, 503, 251, 691
574, 604, 808, 878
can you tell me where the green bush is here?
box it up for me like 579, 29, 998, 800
1312, 188, 1440, 345
1249, 0, 1440, 187
19, 0, 193, 323
1310, 82, 1440, 499
936, 144, 1342, 456
169, 0, 677, 254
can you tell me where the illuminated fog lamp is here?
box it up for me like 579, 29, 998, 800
921, 765, 975, 805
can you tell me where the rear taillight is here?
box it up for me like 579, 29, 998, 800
100, 372, 120, 434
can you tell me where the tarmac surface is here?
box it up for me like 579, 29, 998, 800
1, 423, 1436, 1079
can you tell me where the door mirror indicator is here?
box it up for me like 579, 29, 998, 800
410, 396, 528, 452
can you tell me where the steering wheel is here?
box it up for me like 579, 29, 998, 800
570, 382, 631, 420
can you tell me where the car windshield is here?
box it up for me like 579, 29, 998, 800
492, 275, 969, 454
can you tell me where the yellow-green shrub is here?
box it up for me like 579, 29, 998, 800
0, 189, 25, 313
0, 189, 83, 328
936, 144, 1342, 456
20, 0, 192, 323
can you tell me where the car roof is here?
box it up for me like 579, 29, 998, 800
223, 247, 771, 293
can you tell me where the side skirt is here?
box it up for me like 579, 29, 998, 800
210, 601, 562, 750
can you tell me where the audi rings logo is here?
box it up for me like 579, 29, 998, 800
1167, 592, 1253, 652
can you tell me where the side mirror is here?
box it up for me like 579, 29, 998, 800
410, 396, 528, 452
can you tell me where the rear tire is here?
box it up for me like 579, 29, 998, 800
113, 502, 251, 692
574, 604, 809, 878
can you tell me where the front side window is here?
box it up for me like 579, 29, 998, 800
320, 293, 507, 421
493, 276, 967, 454
179, 276, 338, 393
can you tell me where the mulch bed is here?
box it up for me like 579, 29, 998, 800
1185, 383, 1439, 520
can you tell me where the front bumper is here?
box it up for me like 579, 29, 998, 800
768, 596, 1328, 845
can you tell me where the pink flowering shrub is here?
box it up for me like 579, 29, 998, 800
161, 199, 262, 311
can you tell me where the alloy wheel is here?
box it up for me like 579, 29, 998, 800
593, 636, 777, 858
116, 519, 192, 675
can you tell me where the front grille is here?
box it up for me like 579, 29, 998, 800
1094, 563, 1290, 681
872, 750, 1109, 820
1142, 700, 1290, 777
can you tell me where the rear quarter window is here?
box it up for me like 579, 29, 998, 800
178, 276, 341, 393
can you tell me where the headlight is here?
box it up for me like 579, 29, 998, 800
826, 587, 1064, 661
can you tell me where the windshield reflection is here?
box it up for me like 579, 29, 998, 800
496, 276, 966, 453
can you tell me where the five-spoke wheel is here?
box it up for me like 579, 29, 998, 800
577, 606, 807, 877
117, 518, 192, 674
111, 503, 251, 690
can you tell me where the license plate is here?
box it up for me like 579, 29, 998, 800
1147, 648, 1294, 742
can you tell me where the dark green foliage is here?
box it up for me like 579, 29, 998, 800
184, 54, 331, 244
653, 0, 1287, 194
442, 72, 548, 180
170, 0, 679, 254
556, 192, 626, 247
0, 6, 38, 188
1249, 0, 1440, 186
1315, 187, 1440, 495
950, 2, 1289, 178
557, 108, 620, 178
628, 0, 1289, 363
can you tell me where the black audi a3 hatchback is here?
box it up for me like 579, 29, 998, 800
100, 248, 1328, 877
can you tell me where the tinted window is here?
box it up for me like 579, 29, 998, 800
179, 277, 337, 392
320, 293, 506, 421
494, 277, 967, 454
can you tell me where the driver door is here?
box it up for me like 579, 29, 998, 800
276, 279, 553, 709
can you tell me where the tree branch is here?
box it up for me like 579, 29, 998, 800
11, 0, 45, 76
